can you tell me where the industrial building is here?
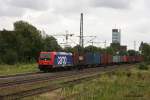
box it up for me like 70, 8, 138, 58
112, 29, 121, 44
111, 29, 127, 52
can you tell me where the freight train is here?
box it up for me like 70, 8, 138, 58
38, 51, 143, 71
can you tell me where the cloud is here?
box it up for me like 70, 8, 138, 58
132, 19, 150, 34
8, 0, 50, 11
0, 0, 51, 17
92, 0, 131, 9
52, 0, 91, 14
0, 1, 25, 17
33, 11, 61, 25
0, 7, 25, 17
0, 0, 150, 49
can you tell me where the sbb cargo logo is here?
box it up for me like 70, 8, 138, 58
57, 56, 67, 64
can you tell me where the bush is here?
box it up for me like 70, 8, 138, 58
0, 59, 3, 64
2, 50, 18, 65
138, 63, 149, 70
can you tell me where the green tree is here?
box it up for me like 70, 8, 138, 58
42, 36, 62, 51
63, 47, 73, 52
139, 41, 144, 51
0, 20, 61, 64
84, 45, 102, 53
0, 30, 20, 64
119, 51, 128, 56
2, 49, 18, 65
105, 47, 115, 55
127, 50, 139, 56
14, 20, 43, 62
72, 45, 84, 53
140, 43, 150, 62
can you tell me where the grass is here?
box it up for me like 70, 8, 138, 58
138, 62, 149, 70
0, 63, 39, 76
24, 64, 150, 100
23, 90, 61, 100
61, 66, 150, 100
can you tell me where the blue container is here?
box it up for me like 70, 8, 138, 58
93, 53, 101, 64
85, 53, 93, 65
85, 53, 100, 65
54, 52, 73, 67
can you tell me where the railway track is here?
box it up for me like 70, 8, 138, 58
0, 71, 42, 78
0, 66, 107, 88
0, 64, 135, 100
0, 73, 103, 100
0, 64, 116, 88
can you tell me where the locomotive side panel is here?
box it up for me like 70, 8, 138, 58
54, 53, 73, 67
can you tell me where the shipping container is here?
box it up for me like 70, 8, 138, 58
113, 56, 120, 63
135, 55, 143, 62
101, 53, 112, 65
73, 53, 85, 66
108, 54, 113, 64
126, 56, 129, 63
135, 56, 139, 62
120, 56, 124, 63
113, 56, 117, 63
128, 56, 135, 63
131, 56, 136, 63
93, 53, 101, 64
128, 56, 131, 63
101, 53, 107, 65
122, 56, 127, 63
85, 53, 100, 65
118, 56, 121, 63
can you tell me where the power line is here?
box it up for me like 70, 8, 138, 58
88, 40, 107, 48
50, 31, 74, 48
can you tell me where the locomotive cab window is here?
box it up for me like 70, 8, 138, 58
40, 53, 51, 60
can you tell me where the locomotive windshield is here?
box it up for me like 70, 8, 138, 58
40, 53, 51, 60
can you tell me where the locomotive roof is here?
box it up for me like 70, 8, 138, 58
40, 52, 72, 55
56, 52, 72, 55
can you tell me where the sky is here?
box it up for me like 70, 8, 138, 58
0, 0, 150, 50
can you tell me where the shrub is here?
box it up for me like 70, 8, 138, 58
2, 50, 18, 65
126, 71, 132, 77
138, 63, 148, 70
0, 59, 3, 64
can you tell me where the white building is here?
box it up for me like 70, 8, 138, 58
112, 29, 121, 44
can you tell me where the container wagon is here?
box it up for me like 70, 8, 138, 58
101, 53, 112, 65
73, 52, 85, 67
113, 56, 120, 64
85, 52, 100, 66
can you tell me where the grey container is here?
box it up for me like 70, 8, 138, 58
113, 56, 119, 63
118, 56, 121, 63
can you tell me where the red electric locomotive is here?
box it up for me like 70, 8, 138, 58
38, 52, 73, 71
